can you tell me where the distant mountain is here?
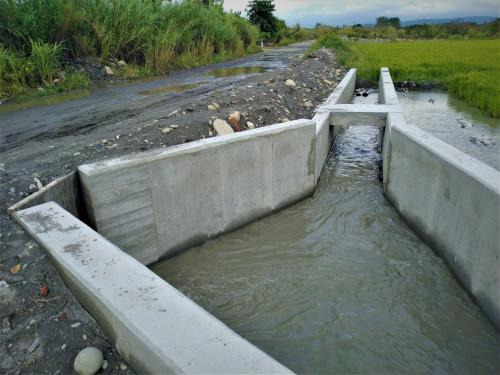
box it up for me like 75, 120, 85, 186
402, 16, 497, 26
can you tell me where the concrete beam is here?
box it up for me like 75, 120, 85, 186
316, 104, 402, 127
13, 202, 293, 374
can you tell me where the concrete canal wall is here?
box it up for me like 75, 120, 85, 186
10, 70, 357, 374
380, 68, 500, 329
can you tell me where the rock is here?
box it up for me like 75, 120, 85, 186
117, 60, 126, 67
304, 101, 314, 108
53, 78, 60, 84
228, 111, 240, 126
246, 121, 255, 129
170, 124, 179, 129
74, 347, 103, 375
28, 184, 37, 191
71, 322, 82, 328
213, 119, 234, 136
285, 79, 296, 87
1, 317, 11, 333
27, 336, 40, 353
207, 104, 216, 110
9, 187, 15, 194
10, 264, 22, 274
162, 127, 173, 134
335, 69, 342, 76
34, 177, 43, 190
120, 363, 127, 371
280, 117, 290, 123
104, 66, 114, 75
212, 102, 220, 109
101, 360, 108, 370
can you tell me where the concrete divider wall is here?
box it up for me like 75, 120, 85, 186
79, 120, 316, 265
14, 202, 293, 374
380, 68, 500, 329
313, 68, 356, 182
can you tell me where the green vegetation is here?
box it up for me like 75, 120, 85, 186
311, 35, 500, 117
246, 0, 313, 45
315, 19, 499, 41
0, 0, 260, 101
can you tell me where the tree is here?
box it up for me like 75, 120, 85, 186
246, 0, 277, 35
376, 16, 401, 29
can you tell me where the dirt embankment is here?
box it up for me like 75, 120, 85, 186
0, 48, 345, 374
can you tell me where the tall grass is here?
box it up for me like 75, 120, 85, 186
30, 40, 63, 84
0, 0, 259, 99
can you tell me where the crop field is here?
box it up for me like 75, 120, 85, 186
346, 39, 500, 117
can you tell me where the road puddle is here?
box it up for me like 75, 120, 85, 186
207, 66, 267, 77
0, 90, 91, 114
137, 83, 198, 96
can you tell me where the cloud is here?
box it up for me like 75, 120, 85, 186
223, 0, 499, 26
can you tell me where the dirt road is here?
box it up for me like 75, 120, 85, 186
0, 42, 346, 374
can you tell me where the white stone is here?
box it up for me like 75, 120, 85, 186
285, 79, 296, 87
162, 128, 173, 134
104, 66, 114, 75
207, 104, 216, 110
74, 347, 103, 375
246, 122, 255, 129
213, 119, 234, 136
117, 60, 126, 67
228, 111, 240, 126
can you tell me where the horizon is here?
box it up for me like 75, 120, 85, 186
223, 0, 499, 27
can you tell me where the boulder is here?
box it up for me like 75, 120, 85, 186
213, 119, 234, 136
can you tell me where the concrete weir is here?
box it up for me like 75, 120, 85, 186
9, 68, 500, 373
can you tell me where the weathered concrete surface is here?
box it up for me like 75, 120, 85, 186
78, 120, 316, 265
323, 104, 401, 127
13, 202, 294, 374
7, 172, 86, 219
313, 68, 356, 183
380, 68, 500, 330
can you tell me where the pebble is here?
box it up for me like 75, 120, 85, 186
207, 104, 216, 110
71, 322, 82, 328
74, 347, 103, 375
247, 121, 255, 129
104, 66, 114, 75
101, 360, 108, 370
212, 102, 221, 109
280, 117, 290, 123
285, 79, 296, 87
161, 127, 173, 134
61, 344, 67, 351
117, 60, 126, 67
120, 363, 127, 371
228, 111, 240, 126
213, 119, 234, 136
170, 124, 179, 129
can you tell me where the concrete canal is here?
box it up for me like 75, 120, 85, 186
151, 93, 500, 374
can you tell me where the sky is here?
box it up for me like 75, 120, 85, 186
223, 0, 499, 27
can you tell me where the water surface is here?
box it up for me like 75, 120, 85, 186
152, 94, 499, 374
399, 91, 500, 170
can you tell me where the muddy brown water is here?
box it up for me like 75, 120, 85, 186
151, 93, 500, 374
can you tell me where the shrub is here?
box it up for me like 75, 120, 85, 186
30, 40, 63, 84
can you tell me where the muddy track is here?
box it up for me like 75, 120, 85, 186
0, 42, 350, 374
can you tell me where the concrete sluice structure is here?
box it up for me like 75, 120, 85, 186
9, 68, 500, 373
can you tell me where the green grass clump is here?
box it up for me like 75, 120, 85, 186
30, 40, 63, 84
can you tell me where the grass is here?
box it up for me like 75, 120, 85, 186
0, 0, 260, 101
311, 36, 500, 117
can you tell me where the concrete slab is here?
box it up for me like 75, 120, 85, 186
79, 120, 316, 264
13, 202, 293, 374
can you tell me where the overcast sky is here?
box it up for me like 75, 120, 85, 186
223, 0, 499, 27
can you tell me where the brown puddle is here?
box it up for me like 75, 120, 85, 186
207, 66, 267, 78
0, 90, 91, 114
137, 83, 198, 95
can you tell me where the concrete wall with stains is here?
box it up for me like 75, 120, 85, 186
78, 120, 317, 265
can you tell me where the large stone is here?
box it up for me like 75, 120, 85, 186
285, 79, 296, 87
74, 347, 103, 375
213, 119, 234, 136
228, 111, 240, 126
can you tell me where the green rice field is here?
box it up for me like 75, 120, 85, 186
346, 40, 500, 117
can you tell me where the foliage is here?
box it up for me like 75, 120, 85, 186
246, 0, 277, 35
0, 0, 261, 100
376, 17, 401, 29
30, 40, 63, 84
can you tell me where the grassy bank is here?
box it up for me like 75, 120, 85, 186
311, 35, 500, 117
0, 0, 259, 101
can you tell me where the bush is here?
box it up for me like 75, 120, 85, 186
30, 40, 63, 84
